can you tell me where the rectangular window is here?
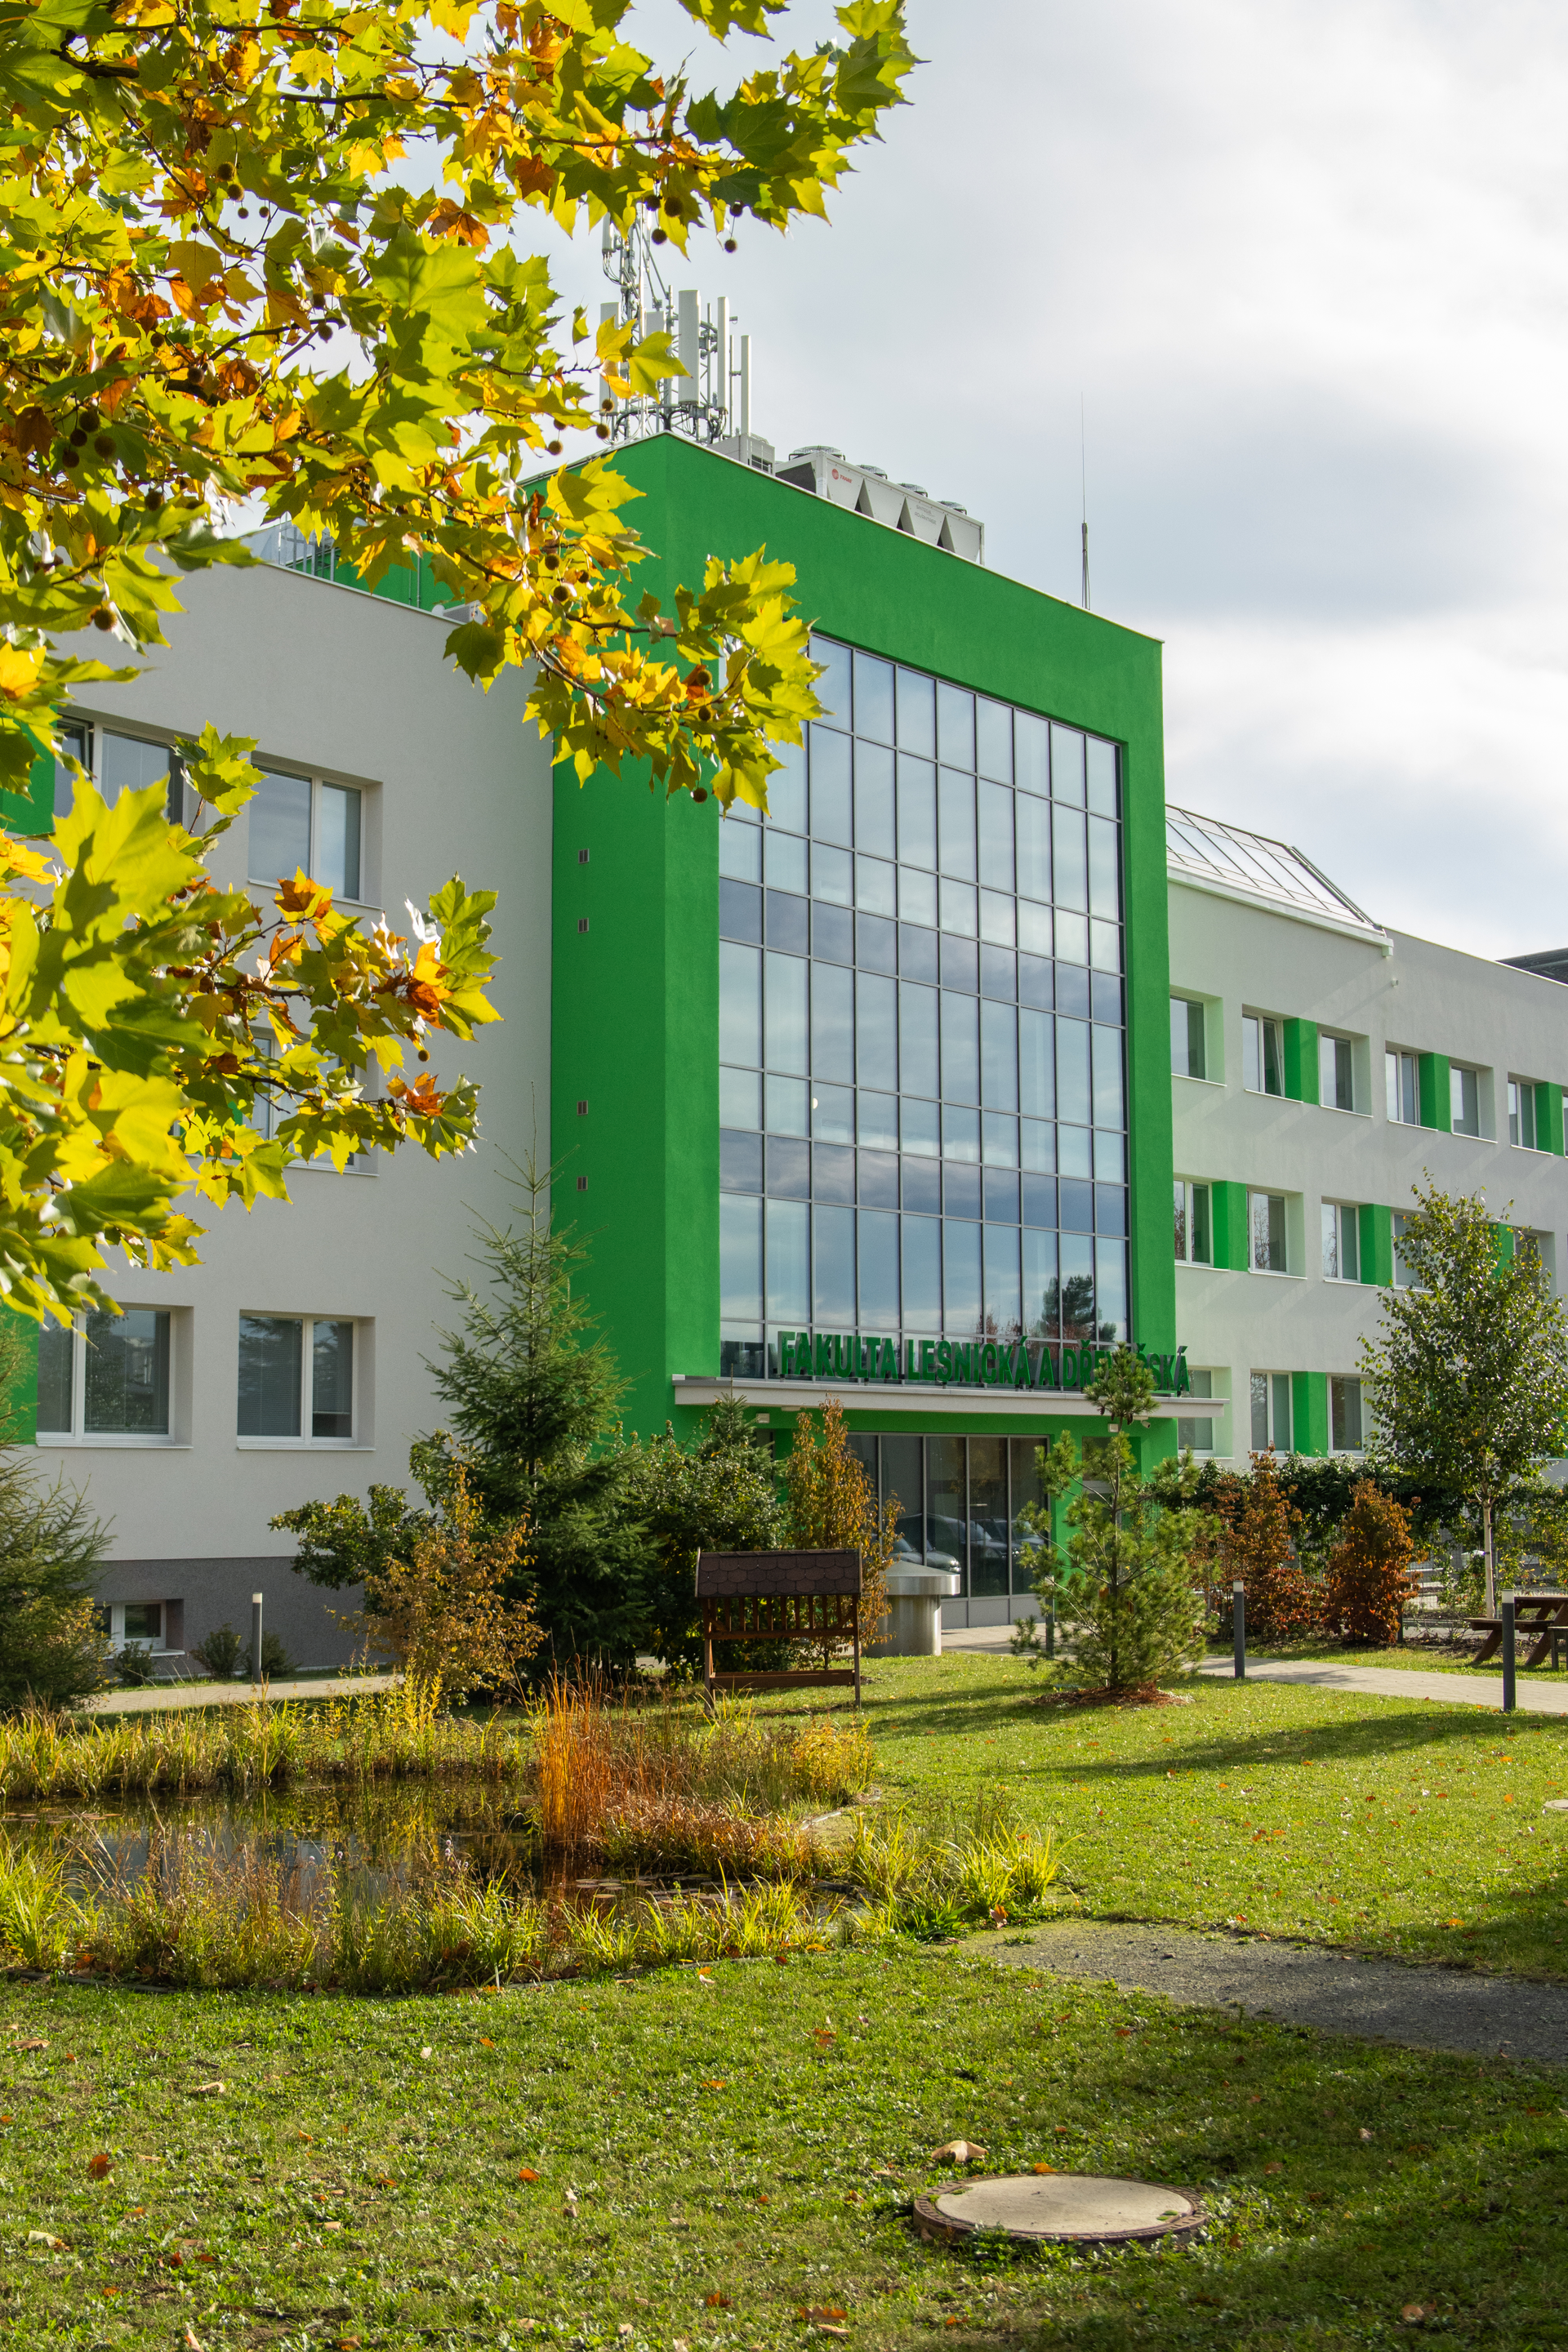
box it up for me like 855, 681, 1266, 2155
249, 770, 363, 902
237, 1314, 356, 1443
1386, 1049, 1419, 1125
122, 1601, 163, 1645
1319, 1031, 1355, 1111
1450, 1063, 1481, 1136
1508, 1077, 1539, 1150
1178, 1367, 1215, 1454
1242, 1013, 1284, 1096
1250, 1191, 1287, 1273
1330, 1375, 1364, 1453
1174, 1178, 1212, 1265
1170, 996, 1205, 1080
1321, 1201, 1361, 1282
1392, 1211, 1418, 1289
36, 1310, 172, 1441
56, 723, 183, 823
1250, 1370, 1292, 1454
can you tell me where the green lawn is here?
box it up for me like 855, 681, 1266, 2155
3, 1945, 1567, 2351
857, 1654, 1568, 1978
6, 1659, 1568, 2350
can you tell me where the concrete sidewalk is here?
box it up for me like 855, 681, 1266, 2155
933, 1631, 1568, 1713
1194, 1655, 1568, 1714
80, 1673, 399, 1716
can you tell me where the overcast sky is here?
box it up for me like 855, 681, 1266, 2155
540, 0, 1568, 960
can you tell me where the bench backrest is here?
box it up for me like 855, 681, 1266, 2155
695, 1548, 862, 1600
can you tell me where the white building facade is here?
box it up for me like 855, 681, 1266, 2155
38, 559, 552, 1669
1168, 807, 1568, 1468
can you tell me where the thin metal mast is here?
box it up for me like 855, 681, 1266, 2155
1080, 395, 1091, 612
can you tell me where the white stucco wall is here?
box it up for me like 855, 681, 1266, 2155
42, 559, 552, 1661
1169, 877, 1568, 1463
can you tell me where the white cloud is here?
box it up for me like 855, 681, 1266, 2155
545, 0, 1568, 956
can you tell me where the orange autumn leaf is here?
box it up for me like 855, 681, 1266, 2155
87, 2152, 112, 2180
428, 198, 489, 247
517, 2167, 539, 2184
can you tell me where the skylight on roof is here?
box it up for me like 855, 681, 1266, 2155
1165, 805, 1382, 934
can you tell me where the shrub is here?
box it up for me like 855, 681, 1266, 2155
1321, 1481, 1419, 1645
339, 1467, 541, 1704
1212, 1452, 1317, 1646
116, 1642, 157, 1688
0, 1318, 109, 1713
783, 1399, 897, 1655
192, 1624, 245, 1678
250, 1630, 300, 1682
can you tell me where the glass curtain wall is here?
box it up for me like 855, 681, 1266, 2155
718, 636, 1128, 1375
820, 1430, 1051, 1601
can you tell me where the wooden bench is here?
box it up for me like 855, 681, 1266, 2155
696, 1548, 862, 1704
1466, 1592, 1568, 1668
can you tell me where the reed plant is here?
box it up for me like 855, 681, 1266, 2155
842, 1795, 1065, 1936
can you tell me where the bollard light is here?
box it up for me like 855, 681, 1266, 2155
1502, 1592, 1516, 1715
251, 1591, 264, 1687
1232, 1579, 1246, 1682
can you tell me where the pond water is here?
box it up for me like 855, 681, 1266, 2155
0, 1784, 817, 1906
2, 1782, 546, 1904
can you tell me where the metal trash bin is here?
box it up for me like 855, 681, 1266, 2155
873, 1568, 963, 1658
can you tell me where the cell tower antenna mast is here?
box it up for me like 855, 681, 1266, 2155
1079, 395, 1091, 612
598, 214, 759, 459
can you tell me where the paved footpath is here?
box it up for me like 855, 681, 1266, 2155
80, 1673, 399, 1716
937, 1628, 1568, 1714
1195, 1656, 1568, 1715
970, 1919, 1568, 2065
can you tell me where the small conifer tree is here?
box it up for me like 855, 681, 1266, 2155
426, 1163, 646, 1674
1015, 1348, 1209, 1697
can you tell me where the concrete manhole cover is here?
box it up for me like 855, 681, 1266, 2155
912, 2174, 1205, 2249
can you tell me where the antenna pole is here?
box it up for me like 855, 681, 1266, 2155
1079, 396, 1091, 612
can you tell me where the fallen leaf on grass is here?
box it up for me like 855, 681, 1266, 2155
87, 2152, 111, 2180
420, 2045, 433, 2059
1030, 2163, 1055, 2176
1263, 2163, 1282, 2176
705, 2292, 733, 2308
186, 2081, 225, 2097
184, 2332, 205, 2351
517, 2167, 539, 2184
1360, 2128, 1374, 2142
674, 2338, 690, 2350
701, 2078, 728, 2090
930, 2140, 987, 2163
797, 2309, 847, 2323
870, 2167, 899, 2180
617, 2327, 634, 2339
1402, 2306, 1430, 2325
27, 2231, 64, 2250
17, 2040, 46, 2053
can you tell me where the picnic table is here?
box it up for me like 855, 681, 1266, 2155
1467, 1592, 1568, 1669
695, 1548, 862, 1704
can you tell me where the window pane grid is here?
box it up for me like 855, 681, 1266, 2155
719, 641, 1127, 1371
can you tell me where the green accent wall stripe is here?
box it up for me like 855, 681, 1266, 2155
1209, 1180, 1250, 1272
1418, 1052, 1450, 1134
1291, 1370, 1330, 1458
1282, 1018, 1317, 1104
1359, 1203, 1393, 1287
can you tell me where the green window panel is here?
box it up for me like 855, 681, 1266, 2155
0, 736, 57, 840
1357, 1203, 1393, 1287
1418, 1052, 1450, 1134
1492, 1223, 1516, 1267
1282, 1018, 1318, 1104
1208, 1180, 1251, 1272
1535, 1081, 1564, 1156
1290, 1370, 1329, 1459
